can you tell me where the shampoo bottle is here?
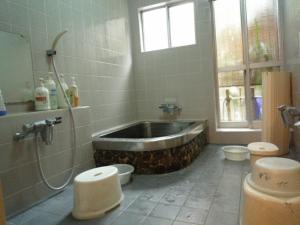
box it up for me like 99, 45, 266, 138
57, 74, 70, 108
70, 77, 79, 107
0, 89, 7, 116
35, 78, 50, 111
44, 73, 58, 110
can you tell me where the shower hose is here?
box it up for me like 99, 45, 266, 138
34, 57, 77, 190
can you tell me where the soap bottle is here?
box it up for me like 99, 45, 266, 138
34, 78, 50, 111
57, 74, 70, 108
0, 89, 7, 116
44, 72, 58, 110
70, 77, 79, 107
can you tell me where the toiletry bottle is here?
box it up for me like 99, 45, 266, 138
34, 78, 50, 111
57, 74, 70, 108
70, 77, 79, 107
44, 72, 58, 110
0, 89, 7, 116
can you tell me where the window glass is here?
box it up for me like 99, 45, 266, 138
214, 0, 244, 68
247, 0, 279, 63
218, 71, 246, 122
214, 0, 280, 127
249, 67, 279, 120
142, 8, 168, 52
169, 2, 196, 47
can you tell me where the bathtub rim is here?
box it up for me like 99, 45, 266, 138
92, 119, 207, 151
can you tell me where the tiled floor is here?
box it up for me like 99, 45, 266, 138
8, 145, 250, 225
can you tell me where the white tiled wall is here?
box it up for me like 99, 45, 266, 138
128, 0, 214, 120
128, 0, 261, 144
0, 0, 137, 216
0, 106, 93, 216
0, 0, 137, 132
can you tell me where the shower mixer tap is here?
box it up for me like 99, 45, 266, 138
14, 117, 62, 145
278, 105, 300, 128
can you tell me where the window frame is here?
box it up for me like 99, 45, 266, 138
138, 0, 196, 52
211, 0, 284, 129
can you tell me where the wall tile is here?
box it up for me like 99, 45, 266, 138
0, 107, 93, 216
128, 0, 215, 121
0, 0, 137, 216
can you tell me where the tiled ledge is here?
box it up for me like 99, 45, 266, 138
216, 128, 261, 133
0, 106, 90, 120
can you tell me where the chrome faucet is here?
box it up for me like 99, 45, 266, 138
278, 105, 300, 128
14, 117, 62, 145
159, 103, 182, 114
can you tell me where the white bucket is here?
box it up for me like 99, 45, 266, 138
222, 146, 249, 161
112, 164, 134, 185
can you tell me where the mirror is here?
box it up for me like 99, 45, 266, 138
0, 31, 34, 103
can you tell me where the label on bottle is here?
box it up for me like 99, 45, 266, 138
49, 89, 57, 96
35, 93, 50, 110
35, 96, 48, 103
49, 89, 58, 109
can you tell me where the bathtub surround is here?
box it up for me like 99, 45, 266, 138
94, 128, 208, 174
0, 107, 93, 216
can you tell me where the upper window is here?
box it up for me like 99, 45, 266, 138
139, 1, 196, 52
213, 0, 281, 128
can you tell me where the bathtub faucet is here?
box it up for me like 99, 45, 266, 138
278, 105, 300, 128
14, 117, 62, 145
159, 103, 182, 115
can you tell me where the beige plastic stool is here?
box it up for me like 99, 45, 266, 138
72, 166, 123, 220
247, 142, 279, 168
242, 157, 300, 225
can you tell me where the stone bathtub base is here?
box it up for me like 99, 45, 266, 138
94, 129, 208, 174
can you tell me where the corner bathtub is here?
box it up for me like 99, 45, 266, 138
92, 120, 208, 174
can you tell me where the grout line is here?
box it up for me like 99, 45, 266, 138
202, 158, 226, 225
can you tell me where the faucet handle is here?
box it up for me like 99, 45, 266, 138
54, 117, 62, 124
278, 105, 287, 112
22, 123, 34, 132
45, 117, 62, 126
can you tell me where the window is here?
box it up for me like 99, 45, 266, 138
139, 1, 196, 52
213, 0, 282, 128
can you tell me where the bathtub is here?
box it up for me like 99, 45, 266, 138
92, 120, 208, 174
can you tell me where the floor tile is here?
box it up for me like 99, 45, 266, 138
137, 189, 167, 202
172, 221, 198, 225
110, 211, 145, 225
141, 216, 173, 225
175, 207, 208, 224
35, 197, 73, 216
160, 192, 188, 206
125, 199, 157, 216
7, 145, 248, 225
205, 207, 239, 225
150, 203, 181, 220
184, 195, 213, 210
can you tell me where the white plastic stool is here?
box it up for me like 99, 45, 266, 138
72, 166, 123, 220
242, 157, 300, 225
247, 142, 279, 168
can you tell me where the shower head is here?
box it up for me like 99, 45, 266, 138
51, 30, 67, 50
46, 30, 67, 57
